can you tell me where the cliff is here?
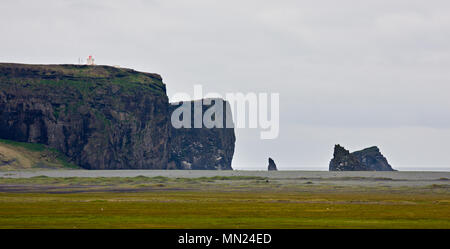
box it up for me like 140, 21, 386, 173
168, 99, 235, 170
329, 144, 395, 171
0, 63, 235, 170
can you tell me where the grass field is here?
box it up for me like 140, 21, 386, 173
0, 175, 449, 228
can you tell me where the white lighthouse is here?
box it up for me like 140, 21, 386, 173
86, 55, 95, 65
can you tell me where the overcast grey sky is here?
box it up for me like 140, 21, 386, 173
1, 0, 450, 170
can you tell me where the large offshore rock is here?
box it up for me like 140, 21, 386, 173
168, 99, 235, 170
329, 144, 395, 171
351, 146, 395, 171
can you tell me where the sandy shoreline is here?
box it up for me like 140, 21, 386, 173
1, 170, 449, 188
1, 169, 449, 179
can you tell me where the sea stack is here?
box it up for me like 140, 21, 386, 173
168, 99, 235, 170
268, 157, 277, 171
329, 144, 395, 171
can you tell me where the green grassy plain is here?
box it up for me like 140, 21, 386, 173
0, 176, 449, 229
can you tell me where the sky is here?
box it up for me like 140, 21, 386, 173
1, 0, 450, 170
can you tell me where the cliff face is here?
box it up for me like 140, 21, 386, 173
329, 144, 395, 171
0, 63, 235, 170
0, 63, 235, 169
168, 99, 235, 170
0, 63, 169, 169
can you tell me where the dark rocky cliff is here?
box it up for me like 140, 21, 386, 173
329, 144, 395, 171
168, 99, 235, 170
0, 63, 235, 170
0, 63, 169, 169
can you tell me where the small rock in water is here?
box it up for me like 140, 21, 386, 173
268, 157, 277, 171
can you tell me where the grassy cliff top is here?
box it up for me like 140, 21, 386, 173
0, 63, 166, 95
0, 63, 162, 80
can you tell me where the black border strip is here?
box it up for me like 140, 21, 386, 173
1, 229, 448, 248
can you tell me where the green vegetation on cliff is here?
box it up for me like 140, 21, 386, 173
0, 63, 166, 96
0, 139, 80, 170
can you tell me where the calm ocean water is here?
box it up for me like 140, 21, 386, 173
232, 165, 450, 172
